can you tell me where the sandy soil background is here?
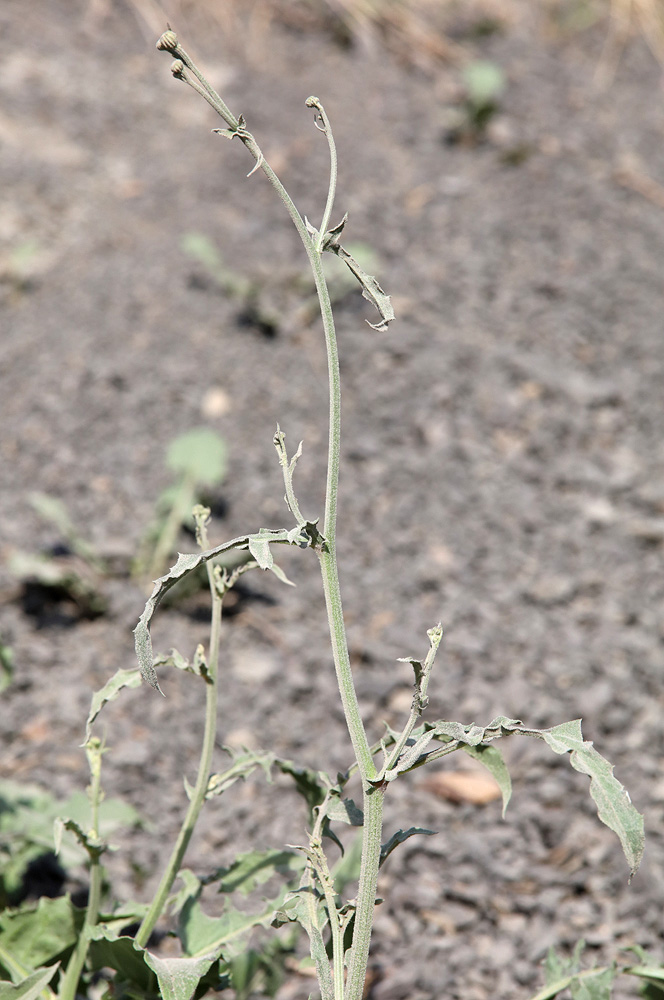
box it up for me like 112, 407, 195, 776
1, 2, 663, 998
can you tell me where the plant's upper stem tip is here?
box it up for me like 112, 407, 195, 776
157, 29, 178, 52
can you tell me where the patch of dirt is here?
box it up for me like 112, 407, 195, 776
1, 2, 664, 998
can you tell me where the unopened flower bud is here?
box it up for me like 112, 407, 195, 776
171, 59, 185, 78
157, 29, 178, 51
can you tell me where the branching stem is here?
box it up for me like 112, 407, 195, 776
158, 35, 385, 1000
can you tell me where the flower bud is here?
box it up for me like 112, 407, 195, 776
157, 30, 178, 51
171, 59, 185, 78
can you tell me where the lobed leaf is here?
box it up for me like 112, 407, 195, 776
327, 242, 394, 331
408, 716, 644, 874
134, 528, 308, 690
324, 795, 364, 827
206, 747, 276, 799
211, 849, 304, 896
520, 720, 645, 877
178, 894, 287, 961
87, 929, 154, 988
570, 967, 615, 1000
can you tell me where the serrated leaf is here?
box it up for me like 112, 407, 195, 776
461, 744, 512, 816
570, 967, 615, 1000
54, 817, 105, 860
134, 528, 305, 689
85, 668, 142, 741
379, 828, 435, 868
326, 243, 394, 331
523, 720, 645, 877
144, 949, 220, 1000
166, 429, 227, 486
0, 965, 58, 1000
211, 850, 304, 896
178, 895, 284, 961
422, 716, 644, 875
205, 747, 275, 799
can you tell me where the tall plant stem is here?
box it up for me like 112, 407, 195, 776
58, 742, 105, 1000
247, 100, 383, 1000
134, 538, 222, 949
158, 39, 385, 999
252, 100, 384, 1000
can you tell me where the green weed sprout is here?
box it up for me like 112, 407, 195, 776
135, 427, 228, 584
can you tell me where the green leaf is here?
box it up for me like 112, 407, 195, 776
211, 850, 304, 896
270, 893, 333, 1000
153, 646, 209, 680
570, 967, 615, 1000
178, 896, 282, 960
463, 60, 505, 108
461, 743, 512, 817
205, 747, 275, 799
0, 896, 82, 972
85, 668, 142, 741
526, 720, 645, 877
134, 527, 308, 690
53, 817, 105, 861
419, 716, 645, 876
166, 429, 227, 487
379, 828, 435, 868
0, 641, 14, 695
0, 965, 58, 1000
247, 534, 274, 570
331, 832, 363, 895
87, 930, 154, 989
273, 760, 332, 823
144, 949, 220, 1000
324, 796, 364, 827
326, 242, 394, 331
623, 962, 664, 993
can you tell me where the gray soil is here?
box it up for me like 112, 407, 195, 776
1, 2, 663, 999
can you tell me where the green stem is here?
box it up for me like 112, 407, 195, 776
345, 787, 385, 1000
58, 745, 105, 1000
147, 469, 195, 583
134, 544, 221, 949
159, 45, 384, 1000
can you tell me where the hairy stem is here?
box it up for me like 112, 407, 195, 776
158, 38, 384, 999
58, 743, 105, 1000
134, 527, 221, 949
